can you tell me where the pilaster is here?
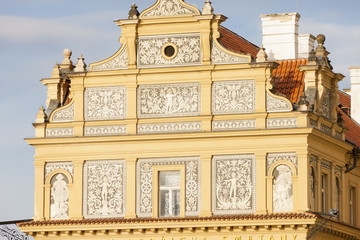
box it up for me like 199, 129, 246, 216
199, 154, 212, 217
125, 157, 137, 218
34, 161, 45, 221
255, 152, 267, 214
71, 160, 85, 220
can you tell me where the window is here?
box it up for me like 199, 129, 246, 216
159, 171, 180, 217
321, 174, 327, 212
350, 187, 356, 225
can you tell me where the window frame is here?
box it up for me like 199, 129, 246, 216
152, 165, 186, 218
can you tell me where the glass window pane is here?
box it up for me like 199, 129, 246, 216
160, 171, 180, 187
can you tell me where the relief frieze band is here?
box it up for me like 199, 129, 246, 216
84, 125, 127, 137
212, 120, 256, 131
46, 128, 74, 138
83, 160, 126, 219
138, 83, 201, 118
137, 34, 201, 68
212, 80, 256, 114
138, 122, 201, 134
212, 154, 256, 215
266, 118, 298, 129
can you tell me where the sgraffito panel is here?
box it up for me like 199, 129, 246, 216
83, 160, 126, 218
212, 155, 256, 215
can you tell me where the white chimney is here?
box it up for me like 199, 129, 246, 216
260, 13, 300, 60
350, 67, 360, 124
298, 34, 315, 58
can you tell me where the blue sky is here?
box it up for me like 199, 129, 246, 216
0, 0, 359, 222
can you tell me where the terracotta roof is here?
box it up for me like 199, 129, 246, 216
272, 59, 307, 104
219, 26, 259, 60
338, 91, 360, 147
18, 213, 314, 227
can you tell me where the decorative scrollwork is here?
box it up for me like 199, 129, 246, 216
212, 80, 255, 114
267, 153, 298, 173
266, 92, 292, 112
83, 160, 126, 218
136, 157, 200, 217
138, 83, 200, 118
92, 46, 128, 71
141, 0, 198, 18
0, 225, 29, 240
52, 102, 74, 122
137, 34, 201, 68
211, 41, 249, 65
212, 155, 256, 215
320, 88, 331, 119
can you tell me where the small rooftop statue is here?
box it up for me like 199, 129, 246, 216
315, 34, 333, 70
36, 106, 48, 123
202, 0, 214, 15
128, 3, 140, 19
51, 64, 61, 78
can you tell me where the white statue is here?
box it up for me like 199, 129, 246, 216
165, 88, 175, 114
51, 174, 69, 219
225, 172, 241, 199
100, 176, 110, 214
273, 165, 293, 212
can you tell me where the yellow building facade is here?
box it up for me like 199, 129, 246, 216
19, 1, 360, 239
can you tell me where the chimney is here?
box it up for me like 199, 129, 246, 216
298, 34, 315, 58
350, 67, 360, 123
260, 13, 300, 60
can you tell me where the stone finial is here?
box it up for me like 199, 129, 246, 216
202, 0, 214, 15
51, 64, 62, 78
307, 49, 318, 64
298, 93, 310, 112
256, 45, 268, 62
315, 34, 333, 70
36, 106, 48, 123
62, 48, 73, 65
128, 3, 140, 19
74, 54, 87, 72
61, 48, 75, 71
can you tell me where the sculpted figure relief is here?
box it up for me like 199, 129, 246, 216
273, 165, 293, 213
50, 174, 69, 219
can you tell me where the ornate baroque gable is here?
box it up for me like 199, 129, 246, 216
140, 0, 200, 18
211, 40, 250, 65
90, 45, 128, 71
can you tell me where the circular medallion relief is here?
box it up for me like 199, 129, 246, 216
162, 43, 178, 60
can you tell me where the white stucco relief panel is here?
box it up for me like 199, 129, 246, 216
138, 83, 200, 118
266, 91, 292, 112
212, 155, 256, 215
212, 80, 255, 114
84, 86, 127, 121
137, 34, 201, 68
45, 162, 74, 182
267, 153, 298, 172
83, 160, 126, 219
320, 88, 331, 119
141, 0, 199, 18
91, 46, 128, 71
136, 157, 200, 217
211, 41, 250, 65
52, 102, 74, 122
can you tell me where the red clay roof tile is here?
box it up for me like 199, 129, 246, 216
219, 26, 259, 60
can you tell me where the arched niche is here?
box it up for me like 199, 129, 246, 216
44, 169, 73, 220
266, 160, 297, 213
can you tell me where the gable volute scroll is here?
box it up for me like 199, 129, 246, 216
140, 0, 200, 18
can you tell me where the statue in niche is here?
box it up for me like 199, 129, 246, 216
50, 174, 69, 219
310, 167, 315, 210
273, 165, 293, 212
